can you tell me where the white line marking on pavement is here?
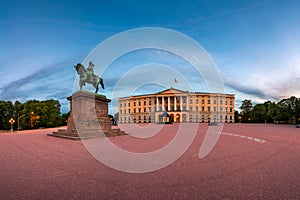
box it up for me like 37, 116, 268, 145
222, 132, 267, 143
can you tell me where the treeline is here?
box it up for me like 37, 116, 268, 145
0, 99, 69, 130
237, 96, 300, 124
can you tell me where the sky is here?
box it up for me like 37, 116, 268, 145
1, 0, 300, 114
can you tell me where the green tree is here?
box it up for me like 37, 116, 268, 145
114, 112, 119, 124
240, 99, 253, 122
234, 110, 240, 122
296, 98, 300, 124
19, 100, 40, 129
250, 104, 267, 123
61, 112, 70, 126
39, 99, 61, 128
277, 97, 298, 124
267, 102, 280, 123
0, 101, 14, 130
13, 101, 24, 130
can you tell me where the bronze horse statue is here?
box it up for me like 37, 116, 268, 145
74, 63, 105, 93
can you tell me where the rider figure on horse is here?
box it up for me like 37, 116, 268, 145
87, 61, 95, 82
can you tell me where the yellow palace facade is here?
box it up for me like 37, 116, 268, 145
118, 88, 235, 123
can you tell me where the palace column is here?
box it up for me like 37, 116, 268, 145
168, 96, 170, 111
180, 96, 183, 111
162, 97, 165, 111
156, 97, 159, 111
186, 96, 189, 111
174, 97, 177, 111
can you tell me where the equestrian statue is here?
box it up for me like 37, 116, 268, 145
74, 61, 105, 93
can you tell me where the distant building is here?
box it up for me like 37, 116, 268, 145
118, 88, 235, 123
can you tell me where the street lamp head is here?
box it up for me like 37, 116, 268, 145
9, 118, 15, 124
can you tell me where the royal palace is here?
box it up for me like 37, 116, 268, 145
118, 88, 235, 123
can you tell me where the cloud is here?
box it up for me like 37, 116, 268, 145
223, 75, 279, 100
222, 59, 300, 106
0, 62, 75, 113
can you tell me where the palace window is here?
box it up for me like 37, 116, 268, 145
208, 100, 211, 104
196, 99, 199, 104
190, 106, 193, 111
139, 108, 141, 113
196, 106, 198, 111
134, 108, 136, 113
230, 108, 233, 113
149, 107, 152, 112
138, 101, 141, 106
128, 109, 130, 113
120, 103, 122, 107
214, 100, 217, 104
144, 108, 146, 112
190, 99, 193, 104
230, 101, 233, 105
149, 100, 152, 105
128, 102, 130, 106
208, 107, 211, 112
202, 99, 204, 104
214, 106, 217, 112
202, 106, 204, 111
220, 100, 223, 105
134, 102, 136, 106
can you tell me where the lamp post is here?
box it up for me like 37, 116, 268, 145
9, 118, 15, 132
238, 116, 242, 123
30, 111, 34, 127
17, 114, 22, 132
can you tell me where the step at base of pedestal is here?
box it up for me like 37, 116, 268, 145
48, 128, 127, 140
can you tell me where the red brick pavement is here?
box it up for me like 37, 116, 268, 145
0, 124, 299, 199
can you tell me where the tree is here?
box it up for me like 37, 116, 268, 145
267, 102, 280, 123
39, 99, 61, 127
234, 110, 240, 122
61, 112, 70, 125
277, 97, 298, 124
250, 104, 267, 123
240, 99, 253, 122
0, 101, 14, 130
114, 112, 119, 124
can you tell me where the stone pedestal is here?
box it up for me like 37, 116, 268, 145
48, 91, 126, 139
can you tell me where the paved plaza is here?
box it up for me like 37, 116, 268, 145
0, 124, 299, 199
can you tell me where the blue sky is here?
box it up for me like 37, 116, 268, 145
1, 0, 300, 114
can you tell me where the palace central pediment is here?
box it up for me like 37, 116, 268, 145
155, 88, 188, 96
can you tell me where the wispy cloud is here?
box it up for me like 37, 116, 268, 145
0, 62, 75, 113
222, 58, 300, 105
